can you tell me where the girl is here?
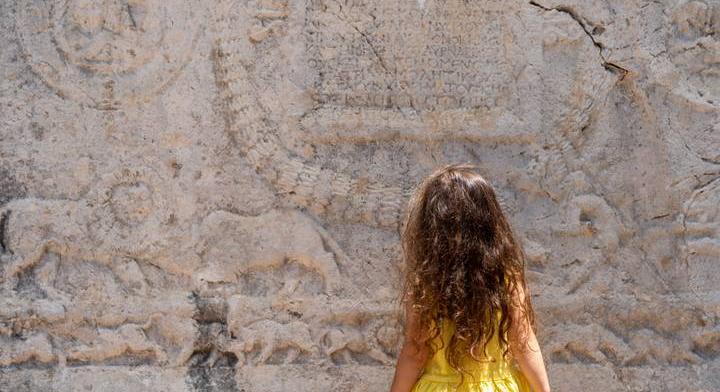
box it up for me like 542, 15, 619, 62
390, 164, 551, 392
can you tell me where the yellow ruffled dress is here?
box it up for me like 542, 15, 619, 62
411, 312, 531, 392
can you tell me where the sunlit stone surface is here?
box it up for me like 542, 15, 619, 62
0, 0, 718, 390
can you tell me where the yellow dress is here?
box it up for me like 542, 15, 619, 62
411, 312, 531, 392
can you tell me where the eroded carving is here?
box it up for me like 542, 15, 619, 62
194, 209, 346, 294
16, 0, 200, 109
1, 253, 197, 368
66, 324, 167, 365
678, 178, 720, 291
669, 1, 720, 103
230, 319, 317, 366
322, 318, 396, 366
0, 333, 55, 367
0, 167, 199, 289
540, 294, 719, 366
213, 4, 408, 228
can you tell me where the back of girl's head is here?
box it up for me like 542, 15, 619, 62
400, 163, 535, 377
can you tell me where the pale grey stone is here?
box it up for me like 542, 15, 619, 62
0, 0, 718, 390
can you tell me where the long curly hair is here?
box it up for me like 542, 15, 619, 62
399, 163, 536, 384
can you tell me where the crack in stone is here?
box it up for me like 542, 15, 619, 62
529, 0, 629, 80
320, 0, 429, 117
324, 3, 392, 76
212, 8, 408, 228
323, 1, 409, 115
527, 2, 716, 367
0, 209, 9, 254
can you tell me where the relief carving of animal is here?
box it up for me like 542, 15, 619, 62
228, 319, 317, 366
0, 168, 200, 290
321, 323, 394, 365
193, 209, 348, 294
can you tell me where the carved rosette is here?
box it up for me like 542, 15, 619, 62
89, 166, 171, 256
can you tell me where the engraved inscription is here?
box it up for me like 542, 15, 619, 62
305, 0, 514, 111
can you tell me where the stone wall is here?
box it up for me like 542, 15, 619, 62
0, 0, 718, 391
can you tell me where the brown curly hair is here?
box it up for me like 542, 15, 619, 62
399, 163, 536, 385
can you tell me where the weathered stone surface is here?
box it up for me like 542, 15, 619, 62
0, 0, 717, 390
